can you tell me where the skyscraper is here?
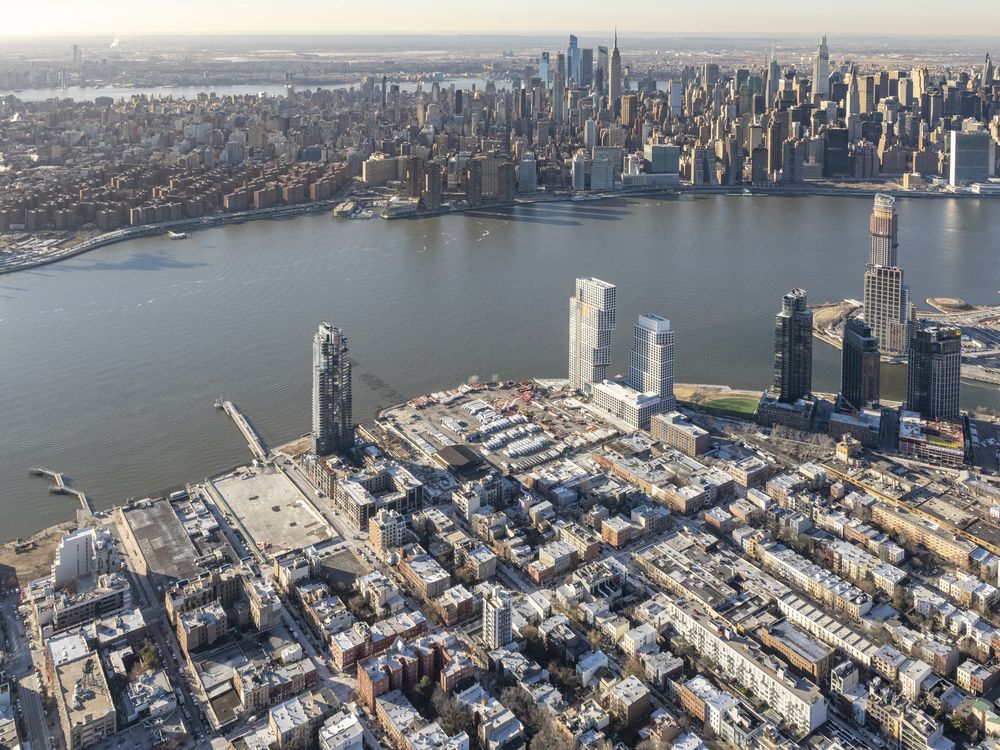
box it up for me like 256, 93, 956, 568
580, 48, 594, 88
312, 323, 353, 455
949, 128, 997, 187
538, 52, 549, 88
772, 289, 813, 403
596, 46, 609, 96
482, 585, 513, 650
628, 314, 675, 411
609, 31, 622, 116
569, 277, 616, 391
841, 318, 880, 410
553, 52, 566, 124
567, 34, 580, 84
813, 35, 830, 99
863, 194, 912, 356
906, 326, 961, 420
766, 49, 780, 106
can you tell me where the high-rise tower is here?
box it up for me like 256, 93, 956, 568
813, 35, 830, 99
569, 277, 616, 391
312, 323, 353, 455
609, 30, 622, 116
863, 194, 912, 356
906, 326, 961, 420
841, 318, 880, 410
628, 314, 675, 410
567, 34, 580, 84
766, 49, 780, 106
482, 584, 513, 650
772, 289, 813, 403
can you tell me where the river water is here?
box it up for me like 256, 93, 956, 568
1, 194, 998, 540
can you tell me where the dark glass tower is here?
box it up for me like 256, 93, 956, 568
906, 326, 961, 420
772, 289, 813, 403
312, 323, 353, 455
841, 318, 881, 409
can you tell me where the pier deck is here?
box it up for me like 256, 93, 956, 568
217, 399, 269, 461
28, 467, 94, 515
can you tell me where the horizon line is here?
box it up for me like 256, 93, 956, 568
2, 30, 999, 39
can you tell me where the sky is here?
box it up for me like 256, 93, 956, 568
5, 0, 1000, 37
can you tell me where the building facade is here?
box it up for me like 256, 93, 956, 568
841, 317, 881, 409
863, 194, 912, 356
906, 326, 961, 420
772, 289, 813, 403
312, 323, 353, 455
628, 314, 676, 410
481, 585, 513, 651
568, 277, 616, 391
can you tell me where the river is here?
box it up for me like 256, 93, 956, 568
1, 194, 998, 540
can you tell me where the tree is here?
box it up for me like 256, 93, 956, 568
587, 629, 602, 650
137, 639, 159, 669
948, 713, 968, 735
622, 655, 645, 679
528, 722, 572, 750
431, 686, 470, 737
410, 675, 435, 712
520, 627, 547, 665
547, 661, 581, 701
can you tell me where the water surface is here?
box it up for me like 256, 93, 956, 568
1, 194, 998, 540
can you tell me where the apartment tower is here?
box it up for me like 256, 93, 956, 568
772, 289, 813, 403
569, 277, 617, 391
906, 326, 961, 420
312, 323, 353, 455
863, 194, 912, 356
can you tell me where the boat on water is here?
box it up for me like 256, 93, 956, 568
570, 193, 603, 202
166, 230, 188, 240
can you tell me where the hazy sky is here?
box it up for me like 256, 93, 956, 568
6, 0, 1000, 37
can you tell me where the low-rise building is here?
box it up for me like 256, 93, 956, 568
54, 651, 116, 750
650, 411, 710, 456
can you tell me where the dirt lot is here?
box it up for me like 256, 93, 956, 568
0, 521, 74, 585
927, 297, 975, 313
812, 299, 861, 329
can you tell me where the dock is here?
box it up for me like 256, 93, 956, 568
28, 468, 95, 515
216, 399, 269, 462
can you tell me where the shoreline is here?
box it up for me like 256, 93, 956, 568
2, 379, 754, 545
3, 182, 998, 276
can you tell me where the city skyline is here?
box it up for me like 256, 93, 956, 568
5, 1, 1000, 37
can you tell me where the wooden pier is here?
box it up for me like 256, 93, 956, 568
28, 467, 95, 515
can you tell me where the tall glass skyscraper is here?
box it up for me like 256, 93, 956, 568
567, 34, 580, 84
906, 326, 961, 420
312, 322, 353, 455
841, 318, 880, 410
772, 289, 813, 403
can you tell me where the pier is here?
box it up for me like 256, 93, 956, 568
216, 399, 269, 462
28, 467, 95, 515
